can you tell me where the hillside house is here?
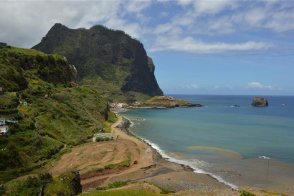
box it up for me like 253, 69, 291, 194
0, 125, 9, 136
0, 42, 7, 47
0, 119, 17, 136
19, 100, 28, 106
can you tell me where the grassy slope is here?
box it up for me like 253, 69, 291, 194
0, 46, 116, 186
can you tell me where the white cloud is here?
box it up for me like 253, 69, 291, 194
264, 10, 294, 32
247, 82, 274, 89
151, 36, 273, 53
0, 0, 293, 54
177, 0, 236, 14
125, 0, 152, 13
0, 0, 147, 47
176, 0, 194, 6
244, 8, 266, 26
193, 0, 237, 15
164, 0, 294, 38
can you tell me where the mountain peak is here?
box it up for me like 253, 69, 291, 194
33, 24, 163, 100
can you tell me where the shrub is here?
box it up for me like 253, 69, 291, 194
240, 190, 256, 196
107, 181, 128, 189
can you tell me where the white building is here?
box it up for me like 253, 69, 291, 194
0, 125, 9, 135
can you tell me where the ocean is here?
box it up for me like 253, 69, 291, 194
123, 95, 294, 190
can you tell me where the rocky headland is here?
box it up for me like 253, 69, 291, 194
136, 96, 203, 108
110, 96, 203, 111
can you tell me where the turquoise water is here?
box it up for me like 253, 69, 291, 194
123, 95, 294, 188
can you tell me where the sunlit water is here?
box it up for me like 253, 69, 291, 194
123, 95, 294, 191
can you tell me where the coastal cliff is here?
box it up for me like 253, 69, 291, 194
33, 23, 163, 100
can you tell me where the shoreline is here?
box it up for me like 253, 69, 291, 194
120, 112, 294, 195
49, 111, 294, 195
120, 114, 238, 190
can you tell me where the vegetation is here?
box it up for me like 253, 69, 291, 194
4, 172, 81, 196
0, 46, 75, 92
4, 173, 52, 196
107, 181, 128, 189
0, 46, 116, 191
43, 171, 82, 195
240, 190, 256, 196
103, 157, 131, 170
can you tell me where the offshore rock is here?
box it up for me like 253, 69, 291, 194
252, 96, 269, 107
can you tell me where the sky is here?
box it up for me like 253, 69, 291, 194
0, 0, 294, 95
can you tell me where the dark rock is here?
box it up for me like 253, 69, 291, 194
252, 96, 269, 107
33, 23, 163, 97
115, 117, 131, 130
71, 170, 82, 195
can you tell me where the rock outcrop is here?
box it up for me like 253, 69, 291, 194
252, 96, 269, 107
135, 96, 203, 108
115, 117, 131, 130
33, 23, 163, 99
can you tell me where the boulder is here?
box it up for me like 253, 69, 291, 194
252, 96, 268, 107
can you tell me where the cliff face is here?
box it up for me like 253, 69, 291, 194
33, 23, 163, 99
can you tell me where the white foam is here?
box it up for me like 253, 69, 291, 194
258, 155, 270, 160
129, 121, 135, 127
142, 138, 239, 190
124, 116, 146, 128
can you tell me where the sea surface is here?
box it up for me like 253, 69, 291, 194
123, 95, 294, 191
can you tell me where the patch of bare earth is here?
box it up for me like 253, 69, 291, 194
49, 116, 155, 190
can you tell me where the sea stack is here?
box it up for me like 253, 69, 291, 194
252, 96, 269, 107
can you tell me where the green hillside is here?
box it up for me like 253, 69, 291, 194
0, 45, 115, 186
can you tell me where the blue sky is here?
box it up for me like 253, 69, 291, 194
0, 0, 294, 95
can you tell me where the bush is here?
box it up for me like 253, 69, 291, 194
4, 176, 43, 196
240, 190, 256, 196
107, 181, 128, 189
